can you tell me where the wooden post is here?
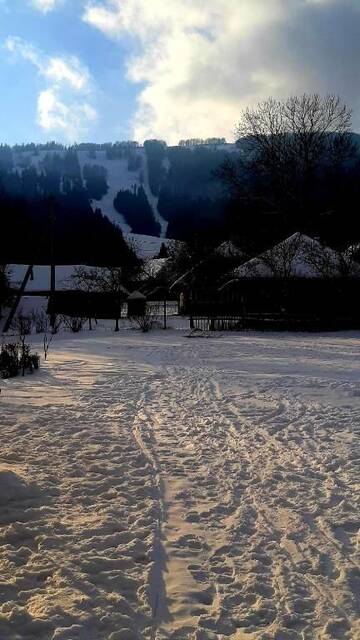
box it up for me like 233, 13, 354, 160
241, 296, 246, 331
163, 297, 167, 330
50, 263, 56, 332
3, 265, 34, 333
48, 198, 56, 332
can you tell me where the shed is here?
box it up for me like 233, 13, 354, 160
127, 290, 146, 317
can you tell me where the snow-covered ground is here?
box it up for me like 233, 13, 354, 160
78, 150, 135, 232
1, 326, 359, 639
124, 234, 176, 260
7, 265, 101, 292
77, 150, 168, 238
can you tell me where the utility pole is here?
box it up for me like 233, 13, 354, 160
163, 294, 167, 330
47, 197, 56, 332
3, 266, 34, 333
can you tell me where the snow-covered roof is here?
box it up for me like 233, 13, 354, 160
128, 290, 146, 300
345, 242, 360, 260
214, 240, 245, 259
142, 258, 168, 279
232, 233, 360, 279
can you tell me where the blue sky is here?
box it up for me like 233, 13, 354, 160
1, 0, 359, 145
0, 0, 138, 144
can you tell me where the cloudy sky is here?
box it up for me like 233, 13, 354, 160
1, 0, 359, 144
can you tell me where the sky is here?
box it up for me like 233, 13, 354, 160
0, 0, 359, 145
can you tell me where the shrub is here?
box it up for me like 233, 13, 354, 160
31, 310, 49, 334
130, 303, 160, 333
12, 314, 32, 336
0, 342, 40, 379
62, 315, 86, 333
0, 343, 20, 378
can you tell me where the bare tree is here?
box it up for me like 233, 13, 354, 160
220, 94, 356, 217
304, 239, 360, 278
31, 309, 48, 334
61, 315, 86, 333
259, 233, 304, 278
70, 266, 128, 297
130, 303, 161, 333
70, 266, 129, 331
238, 233, 360, 279
12, 314, 32, 376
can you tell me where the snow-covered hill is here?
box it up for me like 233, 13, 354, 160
7, 142, 238, 258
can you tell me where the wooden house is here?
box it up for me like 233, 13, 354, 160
188, 234, 360, 330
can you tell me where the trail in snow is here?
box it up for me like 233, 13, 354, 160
0, 329, 359, 640
140, 152, 168, 239
77, 150, 132, 232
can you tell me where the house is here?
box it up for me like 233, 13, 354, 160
5, 265, 129, 324
217, 233, 360, 329
169, 240, 246, 314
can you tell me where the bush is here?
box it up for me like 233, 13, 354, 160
28, 353, 40, 370
130, 303, 160, 333
12, 314, 32, 336
31, 310, 49, 334
0, 342, 40, 378
62, 315, 86, 333
0, 343, 20, 378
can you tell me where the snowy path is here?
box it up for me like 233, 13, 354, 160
1, 331, 359, 639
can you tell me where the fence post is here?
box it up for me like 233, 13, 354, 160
163, 298, 167, 330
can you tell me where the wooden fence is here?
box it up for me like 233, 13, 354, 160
190, 312, 360, 332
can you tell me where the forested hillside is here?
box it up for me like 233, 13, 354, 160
0, 140, 236, 263
1, 135, 360, 265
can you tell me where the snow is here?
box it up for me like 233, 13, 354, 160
9, 149, 184, 264
7, 265, 105, 292
214, 240, 245, 259
11, 149, 169, 240
17, 295, 49, 315
1, 325, 359, 639
234, 232, 360, 279
140, 151, 168, 238
77, 149, 168, 238
127, 290, 146, 300
142, 258, 168, 280
0, 470, 39, 505
124, 234, 176, 259
78, 150, 137, 232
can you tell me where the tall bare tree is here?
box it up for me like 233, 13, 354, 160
220, 94, 356, 220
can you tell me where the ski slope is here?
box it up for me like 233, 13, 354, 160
12, 148, 170, 256
1, 327, 359, 639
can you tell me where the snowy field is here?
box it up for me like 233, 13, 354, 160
0, 326, 359, 640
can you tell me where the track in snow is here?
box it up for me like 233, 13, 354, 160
1, 331, 359, 640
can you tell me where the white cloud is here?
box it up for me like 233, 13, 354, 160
29, 0, 64, 13
5, 36, 90, 91
4, 36, 96, 139
83, 0, 360, 143
37, 88, 97, 137
45, 57, 90, 91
